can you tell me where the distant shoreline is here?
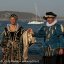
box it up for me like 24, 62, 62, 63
0, 19, 23, 21
0, 19, 8, 21
0, 18, 64, 22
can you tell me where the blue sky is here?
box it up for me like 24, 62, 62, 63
0, 0, 64, 16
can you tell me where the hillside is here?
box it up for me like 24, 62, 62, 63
0, 11, 39, 20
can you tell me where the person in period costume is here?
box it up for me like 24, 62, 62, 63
40, 12, 64, 55
1, 14, 24, 63
0, 14, 35, 63
35, 12, 64, 64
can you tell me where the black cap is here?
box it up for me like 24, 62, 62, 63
43, 12, 57, 20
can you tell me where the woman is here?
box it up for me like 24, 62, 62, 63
1, 14, 35, 63
1, 14, 24, 63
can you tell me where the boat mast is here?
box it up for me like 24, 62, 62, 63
35, 3, 38, 21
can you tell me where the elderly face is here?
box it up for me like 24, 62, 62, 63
10, 17, 17, 25
47, 17, 55, 24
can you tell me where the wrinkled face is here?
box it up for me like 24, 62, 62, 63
47, 17, 55, 24
10, 17, 16, 25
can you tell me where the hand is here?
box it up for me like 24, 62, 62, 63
58, 48, 63, 55
27, 28, 34, 34
2, 48, 5, 53
27, 28, 32, 32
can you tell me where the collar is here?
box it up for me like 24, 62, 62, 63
7, 23, 19, 31
46, 19, 57, 27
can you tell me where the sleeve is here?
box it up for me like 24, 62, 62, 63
0, 29, 8, 48
1, 34, 6, 48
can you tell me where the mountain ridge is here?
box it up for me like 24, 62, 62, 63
0, 11, 39, 20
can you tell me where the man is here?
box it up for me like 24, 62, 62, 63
36, 12, 64, 64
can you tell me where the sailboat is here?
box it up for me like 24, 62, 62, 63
28, 21, 44, 24
28, 4, 44, 24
